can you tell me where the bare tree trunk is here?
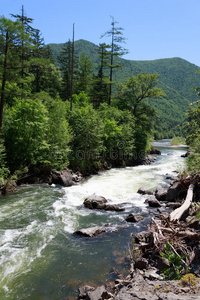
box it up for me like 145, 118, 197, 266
70, 23, 75, 111
170, 184, 194, 222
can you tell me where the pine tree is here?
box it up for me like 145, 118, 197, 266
90, 43, 109, 108
101, 16, 128, 105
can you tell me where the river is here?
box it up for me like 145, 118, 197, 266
0, 140, 187, 299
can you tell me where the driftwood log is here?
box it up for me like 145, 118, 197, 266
170, 184, 194, 222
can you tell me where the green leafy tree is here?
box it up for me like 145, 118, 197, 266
99, 103, 135, 165
67, 103, 104, 174
0, 139, 9, 184
36, 92, 72, 169
3, 97, 49, 172
101, 16, 128, 105
117, 74, 166, 153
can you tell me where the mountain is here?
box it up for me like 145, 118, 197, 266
48, 39, 200, 136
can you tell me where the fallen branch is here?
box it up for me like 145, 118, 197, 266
168, 241, 189, 267
170, 184, 194, 222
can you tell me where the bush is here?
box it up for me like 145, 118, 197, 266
171, 136, 186, 145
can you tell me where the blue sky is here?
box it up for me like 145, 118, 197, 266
2, 0, 200, 66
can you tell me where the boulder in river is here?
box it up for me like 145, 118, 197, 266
50, 168, 74, 187
155, 187, 168, 201
125, 213, 144, 223
74, 226, 106, 237
137, 187, 153, 195
149, 147, 161, 155
165, 181, 186, 202
84, 195, 124, 211
84, 195, 107, 209
145, 195, 161, 207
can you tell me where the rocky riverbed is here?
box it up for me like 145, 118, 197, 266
76, 174, 200, 300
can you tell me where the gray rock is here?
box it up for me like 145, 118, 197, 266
156, 257, 170, 271
155, 188, 168, 201
74, 226, 106, 237
165, 181, 184, 202
84, 195, 124, 211
137, 187, 153, 195
125, 214, 144, 223
78, 285, 95, 299
134, 258, 149, 270
104, 204, 125, 211
144, 268, 164, 280
145, 196, 161, 207
84, 195, 107, 209
87, 285, 107, 300
51, 168, 74, 187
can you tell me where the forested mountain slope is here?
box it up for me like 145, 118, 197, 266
48, 39, 200, 136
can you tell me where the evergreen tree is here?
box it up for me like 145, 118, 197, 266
90, 43, 110, 108
58, 39, 78, 105
76, 52, 93, 94
0, 17, 25, 137
101, 16, 128, 105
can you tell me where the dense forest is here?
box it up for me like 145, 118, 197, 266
49, 40, 200, 138
0, 10, 200, 187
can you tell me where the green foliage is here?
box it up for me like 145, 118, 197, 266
3, 95, 72, 172
185, 101, 200, 173
116, 74, 164, 153
67, 103, 104, 173
99, 103, 135, 164
72, 91, 90, 107
3, 98, 49, 172
161, 241, 189, 280
0, 139, 9, 185
49, 41, 200, 137
36, 93, 72, 169
170, 136, 186, 145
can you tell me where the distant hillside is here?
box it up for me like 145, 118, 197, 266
48, 39, 200, 135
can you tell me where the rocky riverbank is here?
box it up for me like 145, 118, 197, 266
76, 173, 200, 300
0, 152, 157, 196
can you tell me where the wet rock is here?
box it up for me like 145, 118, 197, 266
150, 147, 161, 155
181, 151, 190, 158
72, 171, 83, 183
84, 195, 107, 209
104, 204, 125, 212
74, 226, 106, 237
155, 188, 168, 201
145, 196, 161, 207
125, 214, 144, 223
145, 155, 156, 164
84, 195, 124, 211
50, 168, 74, 187
1, 180, 17, 195
137, 187, 153, 195
165, 181, 186, 202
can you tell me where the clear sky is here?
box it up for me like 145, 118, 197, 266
1, 0, 200, 66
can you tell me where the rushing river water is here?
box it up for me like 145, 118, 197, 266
0, 140, 187, 299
